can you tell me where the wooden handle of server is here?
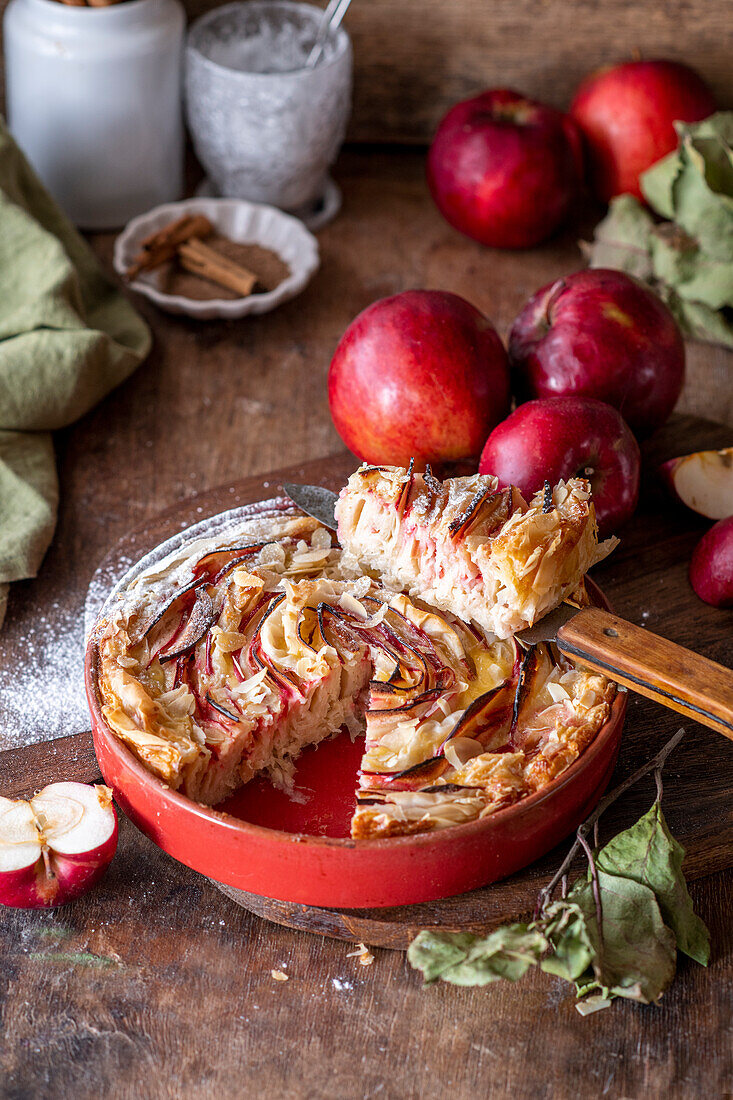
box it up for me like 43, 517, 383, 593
556, 606, 733, 741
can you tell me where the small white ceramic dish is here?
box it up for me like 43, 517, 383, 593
113, 197, 320, 319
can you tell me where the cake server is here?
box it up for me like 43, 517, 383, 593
283, 482, 338, 529
284, 481, 733, 741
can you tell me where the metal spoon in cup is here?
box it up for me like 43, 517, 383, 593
306, 0, 353, 68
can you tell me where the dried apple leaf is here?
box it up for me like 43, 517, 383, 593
642, 115, 733, 216
547, 874, 677, 1004
671, 153, 733, 262
650, 228, 733, 310
582, 195, 655, 280
641, 152, 681, 219
540, 894, 595, 982
685, 133, 733, 198
595, 800, 710, 966
667, 294, 733, 349
586, 112, 733, 347
407, 924, 547, 986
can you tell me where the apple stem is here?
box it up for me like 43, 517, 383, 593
41, 845, 56, 882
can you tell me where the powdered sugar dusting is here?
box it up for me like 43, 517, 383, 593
331, 977, 354, 992
0, 600, 88, 751
0, 499, 299, 753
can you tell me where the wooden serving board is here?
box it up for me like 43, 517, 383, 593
3, 414, 732, 949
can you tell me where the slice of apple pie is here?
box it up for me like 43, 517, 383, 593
335, 464, 617, 639
94, 493, 616, 837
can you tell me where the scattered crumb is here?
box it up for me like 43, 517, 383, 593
271, 969, 289, 982
346, 942, 374, 966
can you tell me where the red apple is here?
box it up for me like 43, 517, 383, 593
570, 59, 716, 201
0, 782, 118, 909
660, 447, 733, 520
479, 396, 640, 535
508, 268, 685, 436
689, 517, 733, 608
328, 290, 510, 465
427, 88, 583, 249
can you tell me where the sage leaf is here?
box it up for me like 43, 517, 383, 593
407, 924, 547, 986
595, 800, 711, 966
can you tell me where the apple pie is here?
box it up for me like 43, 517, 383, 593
94, 473, 617, 838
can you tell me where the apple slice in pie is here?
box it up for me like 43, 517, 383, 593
335, 464, 617, 639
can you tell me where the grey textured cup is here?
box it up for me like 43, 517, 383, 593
185, 1, 352, 210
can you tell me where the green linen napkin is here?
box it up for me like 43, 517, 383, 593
0, 119, 151, 628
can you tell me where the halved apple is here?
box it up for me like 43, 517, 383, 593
0, 783, 118, 909
660, 447, 733, 520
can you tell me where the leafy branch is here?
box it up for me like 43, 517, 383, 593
407, 729, 710, 1013
535, 726, 683, 916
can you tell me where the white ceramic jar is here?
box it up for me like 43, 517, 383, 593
4, 0, 185, 229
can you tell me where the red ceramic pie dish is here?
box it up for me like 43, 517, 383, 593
84, 579, 626, 910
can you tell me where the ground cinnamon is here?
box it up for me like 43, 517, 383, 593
178, 239, 258, 297
160, 237, 291, 300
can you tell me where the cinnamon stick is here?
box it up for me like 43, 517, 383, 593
127, 214, 213, 280
177, 239, 258, 298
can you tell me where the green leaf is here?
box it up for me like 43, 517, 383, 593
686, 134, 733, 198
641, 114, 733, 216
649, 226, 733, 309
541, 896, 595, 981
407, 924, 548, 986
595, 800, 710, 965
671, 155, 733, 262
641, 151, 682, 218
582, 195, 655, 279
677, 112, 733, 149
649, 224, 699, 286
407, 931, 481, 983
667, 295, 733, 348
548, 874, 677, 1004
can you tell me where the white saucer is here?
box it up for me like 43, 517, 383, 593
194, 174, 342, 232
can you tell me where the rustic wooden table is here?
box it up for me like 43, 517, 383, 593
1, 150, 731, 1098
